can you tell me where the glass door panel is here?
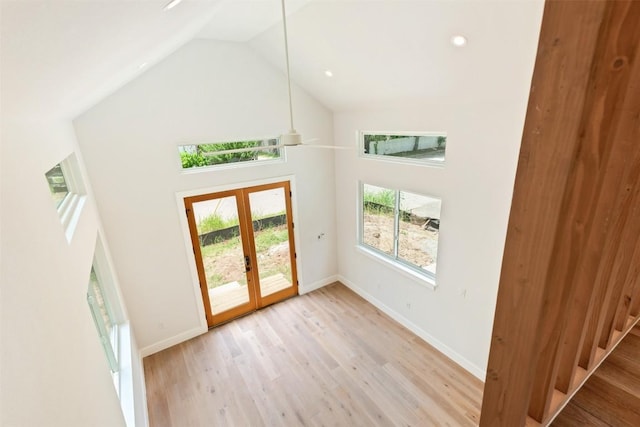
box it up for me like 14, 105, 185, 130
185, 181, 298, 328
188, 193, 253, 322
247, 186, 296, 299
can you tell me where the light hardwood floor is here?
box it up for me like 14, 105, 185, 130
144, 282, 483, 426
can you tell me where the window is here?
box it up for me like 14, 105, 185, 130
88, 237, 136, 426
44, 154, 86, 241
45, 164, 69, 208
88, 264, 119, 372
361, 132, 447, 164
360, 183, 441, 282
179, 138, 282, 170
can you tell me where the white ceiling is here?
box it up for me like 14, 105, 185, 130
1, 0, 224, 119
1, 0, 544, 119
196, 0, 314, 42
244, 0, 544, 111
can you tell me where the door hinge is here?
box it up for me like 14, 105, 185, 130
294, 252, 297, 259
289, 190, 292, 197
186, 208, 191, 217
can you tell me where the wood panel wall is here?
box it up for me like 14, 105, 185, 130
480, 1, 640, 425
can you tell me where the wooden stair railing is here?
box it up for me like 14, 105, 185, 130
480, 1, 640, 426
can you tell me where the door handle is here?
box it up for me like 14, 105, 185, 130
244, 255, 251, 272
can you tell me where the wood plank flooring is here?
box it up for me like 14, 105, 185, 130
552, 325, 640, 427
144, 282, 483, 426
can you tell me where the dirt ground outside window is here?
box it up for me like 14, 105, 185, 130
363, 213, 438, 271
200, 225, 291, 288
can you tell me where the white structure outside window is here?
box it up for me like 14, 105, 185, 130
360, 131, 447, 165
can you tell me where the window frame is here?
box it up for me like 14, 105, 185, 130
358, 182, 441, 288
45, 163, 70, 208
178, 137, 285, 172
359, 131, 447, 167
45, 154, 86, 241
88, 263, 119, 373
88, 237, 136, 426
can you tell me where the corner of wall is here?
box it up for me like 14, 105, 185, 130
337, 275, 487, 381
299, 275, 340, 295
139, 325, 207, 358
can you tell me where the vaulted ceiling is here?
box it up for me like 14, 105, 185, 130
1, 0, 543, 119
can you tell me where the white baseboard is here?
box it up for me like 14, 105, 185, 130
337, 275, 486, 381
138, 277, 486, 379
139, 326, 207, 358
299, 275, 339, 295
138, 275, 339, 358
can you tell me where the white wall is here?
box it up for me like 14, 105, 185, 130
0, 119, 133, 426
73, 39, 337, 354
334, 99, 533, 378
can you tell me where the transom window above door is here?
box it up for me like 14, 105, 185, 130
179, 138, 283, 170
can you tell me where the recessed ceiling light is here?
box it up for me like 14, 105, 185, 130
324, 70, 333, 77
451, 35, 467, 47
164, 0, 183, 11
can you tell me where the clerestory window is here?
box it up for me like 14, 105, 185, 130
44, 154, 86, 242
360, 132, 447, 165
179, 138, 283, 170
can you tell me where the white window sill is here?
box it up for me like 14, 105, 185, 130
58, 193, 86, 243
359, 153, 446, 169
356, 245, 437, 290
179, 157, 285, 175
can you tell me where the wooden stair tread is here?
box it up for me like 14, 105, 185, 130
604, 333, 640, 373
552, 402, 611, 427
592, 361, 640, 395
552, 324, 640, 427
627, 325, 640, 338
569, 372, 640, 427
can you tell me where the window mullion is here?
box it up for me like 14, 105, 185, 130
393, 190, 400, 259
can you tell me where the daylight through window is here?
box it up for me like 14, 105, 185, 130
361, 183, 441, 281
45, 163, 69, 208
44, 154, 86, 241
361, 132, 446, 164
179, 138, 282, 169
87, 265, 119, 373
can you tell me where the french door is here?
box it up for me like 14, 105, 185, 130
184, 181, 298, 327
